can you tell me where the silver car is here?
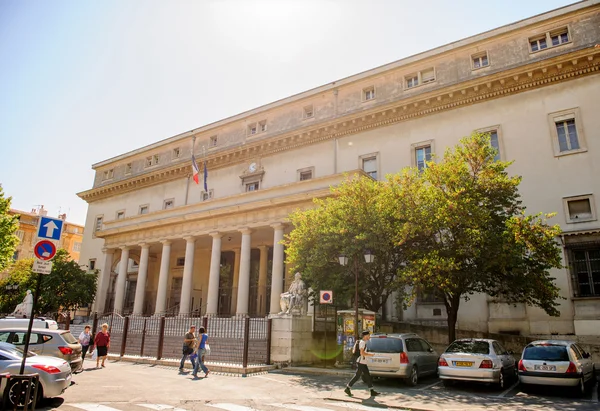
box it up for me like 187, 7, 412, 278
365, 333, 439, 386
0, 328, 82, 372
0, 342, 73, 408
518, 340, 596, 395
438, 339, 517, 389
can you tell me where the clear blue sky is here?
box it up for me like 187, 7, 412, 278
0, 0, 575, 225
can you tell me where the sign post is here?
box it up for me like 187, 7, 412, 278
19, 216, 63, 376
319, 291, 333, 369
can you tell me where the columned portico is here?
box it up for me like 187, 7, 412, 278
179, 236, 196, 315
133, 243, 150, 315
114, 246, 130, 313
270, 223, 285, 314
236, 228, 253, 315
206, 232, 223, 315
155, 240, 172, 315
95, 248, 114, 314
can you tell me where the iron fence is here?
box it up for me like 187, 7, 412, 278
89, 313, 271, 366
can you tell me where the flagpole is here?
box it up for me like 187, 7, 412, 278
185, 136, 196, 205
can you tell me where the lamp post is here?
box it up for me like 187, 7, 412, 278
339, 250, 374, 342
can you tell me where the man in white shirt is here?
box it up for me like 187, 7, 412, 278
344, 330, 380, 397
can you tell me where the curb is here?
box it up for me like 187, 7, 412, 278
276, 366, 355, 377
325, 397, 435, 411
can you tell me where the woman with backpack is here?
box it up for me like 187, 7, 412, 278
344, 330, 380, 397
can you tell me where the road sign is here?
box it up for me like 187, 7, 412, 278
34, 240, 57, 261
320, 290, 333, 304
33, 259, 53, 274
37, 216, 64, 241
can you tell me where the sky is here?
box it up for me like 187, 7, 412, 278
0, 0, 577, 226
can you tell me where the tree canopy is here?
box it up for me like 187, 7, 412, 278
0, 186, 19, 272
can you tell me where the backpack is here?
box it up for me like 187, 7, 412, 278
351, 340, 361, 363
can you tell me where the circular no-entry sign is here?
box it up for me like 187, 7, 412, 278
320, 290, 333, 304
34, 240, 57, 261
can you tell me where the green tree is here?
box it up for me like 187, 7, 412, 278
393, 133, 563, 342
0, 186, 20, 271
0, 259, 35, 313
285, 175, 410, 313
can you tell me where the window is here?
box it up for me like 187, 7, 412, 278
139, 205, 149, 215
259, 120, 267, 132
94, 216, 103, 232
176, 257, 185, 267
146, 155, 159, 167
363, 87, 375, 101
472, 52, 489, 69
248, 123, 257, 135
418, 287, 444, 303
303, 105, 314, 119
210, 136, 218, 147
548, 108, 586, 156
89, 259, 96, 270
163, 199, 174, 210
489, 130, 501, 161
173, 148, 181, 159
415, 145, 432, 171
102, 169, 114, 181
405, 68, 435, 89
300, 170, 312, 181
125, 163, 132, 174
405, 339, 423, 352
361, 155, 378, 180
246, 182, 259, 192
529, 27, 570, 52
116, 210, 125, 220
15, 230, 24, 241
564, 195, 596, 223
13, 251, 19, 260
73, 242, 82, 252
570, 247, 600, 297
202, 189, 214, 201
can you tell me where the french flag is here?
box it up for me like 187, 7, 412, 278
192, 154, 200, 185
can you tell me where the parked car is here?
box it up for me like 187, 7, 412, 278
0, 342, 73, 408
0, 328, 82, 372
365, 333, 439, 386
518, 340, 596, 395
438, 338, 517, 389
0, 317, 58, 330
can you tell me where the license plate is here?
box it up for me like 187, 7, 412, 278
534, 365, 557, 371
453, 361, 474, 367
371, 358, 390, 364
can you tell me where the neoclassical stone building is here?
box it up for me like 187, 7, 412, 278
79, 1, 600, 337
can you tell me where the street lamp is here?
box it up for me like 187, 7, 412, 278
339, 250, 375, 343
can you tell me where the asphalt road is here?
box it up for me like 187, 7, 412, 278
30, 361, 599, 411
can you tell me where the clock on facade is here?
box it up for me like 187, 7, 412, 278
249, 162, 257, 173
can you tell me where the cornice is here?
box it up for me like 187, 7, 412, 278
78, 46, 600, 203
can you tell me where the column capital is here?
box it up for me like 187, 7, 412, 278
209, 231, 223, 239
101, 247, 115, 254
258, 245, 269, 251
239, 227, 253, 235
271, 223, 286, 230
160, 239, 172, 246
139, 243, 150, 249
183, 235, 196, 243
120, 246, 131, 251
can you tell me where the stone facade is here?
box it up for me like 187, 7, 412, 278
78, 2, 600, 338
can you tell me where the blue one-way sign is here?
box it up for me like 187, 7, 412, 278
37, 216, 64, 240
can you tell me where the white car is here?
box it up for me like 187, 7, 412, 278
518, 340, 596, 395
0, 317, 58, 330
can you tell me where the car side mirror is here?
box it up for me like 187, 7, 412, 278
428, 348, 434, 353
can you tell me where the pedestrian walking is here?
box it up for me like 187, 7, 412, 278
94, 323, 110, 369
192, 326, 210, 378
344, 330, 380, 397
179, 324, 197, 372
78, 325, 92, 364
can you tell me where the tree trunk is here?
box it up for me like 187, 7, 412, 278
444, 296, 460, 344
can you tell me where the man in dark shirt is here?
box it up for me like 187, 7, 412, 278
179, 325, 197, 372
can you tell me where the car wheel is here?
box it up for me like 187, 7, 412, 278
406, 366, 418, 387
4, 378, 39, 408
442, 379, 454, 388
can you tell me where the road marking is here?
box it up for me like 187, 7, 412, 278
70, 404, 122, 411
497, 381, 519, 398
328, 403, 390, 410
270, 404, 332, 411
137, 404, 187, 411
207, 404, 261, 411
255, 375, 291, 384
592, 385, 598, 403
418, 381, 441, 390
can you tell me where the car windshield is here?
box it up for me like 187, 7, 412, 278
61, 332, 77, 344
523, 345, 569, 361
367, 338, 403, 353
445, 340, 490, 354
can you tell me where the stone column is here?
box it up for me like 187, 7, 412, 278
270, 223, 285, 314
257, 245, 269, 315
230, 247, 241, 314
206, 232, 223, 315
133, 243, 150, 315
179, 236, 196, 316
236, 228, 252, 315
114, 246, 130, 314
154, 240, 172, 315
94, 248, 114, 314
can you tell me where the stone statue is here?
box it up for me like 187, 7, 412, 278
279, 272, 307, 315
12, 290, 33, 317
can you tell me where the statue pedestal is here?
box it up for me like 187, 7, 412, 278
269, 314, 313, 365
